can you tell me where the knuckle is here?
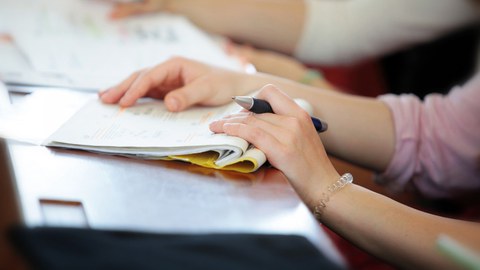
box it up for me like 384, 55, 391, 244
169, 56, 186, 63
298, 110, 311, 122
225, 123, 239, 134
246, 127, 264, 143
288, 117, 302, 130
140, 74, 154, 89
125, 70, 141, 84
130, 71, 140, 79
283, 131, 297, 145
244, 114, 257, 125
261, 84, 278, 96
279, 143, 295, 157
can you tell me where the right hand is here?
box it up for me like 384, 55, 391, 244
109, 0, 167, 19
209, 85, 340, 204
99, 57, 253, 111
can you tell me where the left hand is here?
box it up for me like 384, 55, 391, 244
209, 84, 340, 204
226, 42, 308, 81
99, 57, 253, 112
226, 41, 335, 90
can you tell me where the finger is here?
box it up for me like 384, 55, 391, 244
255, 84, 309, 119
210, 113, 290, 141
221, 122, 284, 163
208, 112, 253, 133
111, 57, 211, 110
163, 75, 223, 112
110, 2, 153, 19
233, 44, 255, 62
100, 70, 143, 104
220, 112, 252, 120
209, 113, 254, 133
118, 67, 160, 107
116, 58, 186, 107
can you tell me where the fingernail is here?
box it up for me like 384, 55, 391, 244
209, 120, 220, 128
166, 97, 179, 111
98, 89, 109, 97
119, 97, 128, 105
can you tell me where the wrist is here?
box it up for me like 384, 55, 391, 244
298, 69, 322, 86
166, 0, 212, 14
300, 169, 341, 210
312, 173, 353, 220
300, 170, 353, 221
164, 0, 186, 13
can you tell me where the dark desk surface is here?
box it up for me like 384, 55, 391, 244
2, 139, 345, 265
8, 140, 320, 234
0, 89, 348, 268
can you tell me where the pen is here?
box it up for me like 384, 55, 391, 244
232, 96, 328, 133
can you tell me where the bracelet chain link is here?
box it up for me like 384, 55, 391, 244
313, 173, 353, 220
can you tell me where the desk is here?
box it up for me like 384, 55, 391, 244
3, 141, 345, 267
1, 91, 346, 268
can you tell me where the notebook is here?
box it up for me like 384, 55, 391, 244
43, 97, 267, 173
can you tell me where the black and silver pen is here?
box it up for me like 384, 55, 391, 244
232, 96, 328, 133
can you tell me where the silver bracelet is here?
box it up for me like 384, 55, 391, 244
313, 173, 353, 220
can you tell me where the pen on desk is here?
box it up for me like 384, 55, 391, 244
232, 96, 328, 133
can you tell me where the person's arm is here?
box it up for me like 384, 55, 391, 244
268, 80, 397, 172
100, 57, 394, 171
110, 0, 305, 54
109, 0, 479, 64
227, 43, 332, 89
322, 183, 480, 269
98, 58, 480, 267
208, 85, 480, 269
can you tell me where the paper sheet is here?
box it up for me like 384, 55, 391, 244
0, 90, 93, 144
46, 99, 247, 149
1, 0, 242, 90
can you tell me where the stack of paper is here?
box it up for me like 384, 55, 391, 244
0, 0, 242, 91
44, 97, 267, 173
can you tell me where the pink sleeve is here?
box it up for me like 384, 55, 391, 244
376, 75, 480, 198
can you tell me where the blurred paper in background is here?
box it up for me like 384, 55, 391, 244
0, 0, 241, 91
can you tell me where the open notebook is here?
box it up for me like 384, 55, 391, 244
44, 98, 267, 173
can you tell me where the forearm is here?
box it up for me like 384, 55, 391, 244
316, 183, 480, 269
166, 0, 305, 54
314, 90, 395, 172
237, 72, 395, 172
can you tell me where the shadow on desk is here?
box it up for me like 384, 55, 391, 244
8, 227, 342, 270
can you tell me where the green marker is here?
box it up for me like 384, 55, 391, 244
437, 234, 480, 270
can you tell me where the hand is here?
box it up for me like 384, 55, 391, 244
227, 42, 335, 89
227, 43, 307, 80
209, 85, 340, 204
109, 0, 167, 19
99, 57, 251, 111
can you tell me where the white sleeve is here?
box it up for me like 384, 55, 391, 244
295, 0, 479, 65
